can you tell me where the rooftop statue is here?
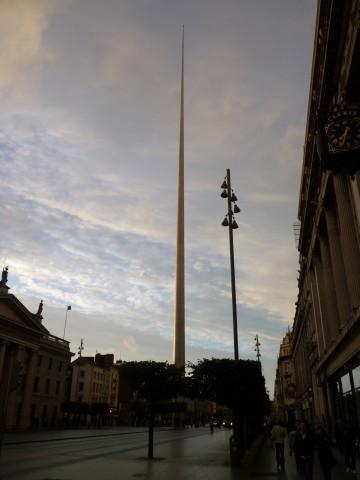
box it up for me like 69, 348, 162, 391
36, 300, 43, 316
1, 266, 8, 285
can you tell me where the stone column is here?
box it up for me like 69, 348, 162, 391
325, 204, 351, 329
6, 346, 24, 429
350, 175, 360, 228
333, 174, 360, 309
318, 231, 341, 340
313, 253, 330, 350
310, 268, 326, 354
19, 349, 37, 430
0, 341, 7, 386
0, 345, 16, 431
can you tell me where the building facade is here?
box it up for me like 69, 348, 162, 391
273, 332, 297, 423
0, 270, 72, 430
291, 0, 360, 430
70, 353, 119, 409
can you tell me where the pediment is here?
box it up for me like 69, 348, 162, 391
0, 294, 49, 334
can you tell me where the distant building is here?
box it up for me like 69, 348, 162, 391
290, 0, 360, 430
273, 332, 296, 423
0, 271, 72, 430
70, 353, 119, 410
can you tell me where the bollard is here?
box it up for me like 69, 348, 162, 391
229, 434, 242, 466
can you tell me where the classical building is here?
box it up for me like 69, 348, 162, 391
0, 269, 72, 430
291, 0, 360, 430
273, 332, 297, 423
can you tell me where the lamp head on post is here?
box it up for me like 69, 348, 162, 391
222, 216, 229, 227
221, 189, 228, 198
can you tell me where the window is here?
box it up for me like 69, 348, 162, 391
48, 358, 53, 370
45, 378, 50, 395
353, 365, 360, 426
33, 376, 39, 393
37, 355, 42, 367
341, 373, 352, 394
79, 370, 85, 378
58, 361, 62, 372
79, 382, 84, 392
56, 381, 60, 395
352, 365, 360, 389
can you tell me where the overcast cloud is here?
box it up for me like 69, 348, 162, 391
0, 0, 317, 396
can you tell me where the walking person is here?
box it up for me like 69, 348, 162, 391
294, 420, 314, 480
343, 422, 357, 474
289, 421, 301, 471
316, 426, 336, 480
271, 420, 287, 472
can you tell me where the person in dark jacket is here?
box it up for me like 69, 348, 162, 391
289, 421, 301, 471
294, 421, 314, 480
316, 426, 336, 480
343, 422, 357, 473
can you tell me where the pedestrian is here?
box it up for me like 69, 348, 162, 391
294, 420, 314, 480
270, 419, 287, 471
343, 422, 357, 474
289, 421, 301, 471
316, 426, 336, 480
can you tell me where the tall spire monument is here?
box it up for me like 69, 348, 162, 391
173, 26, 185, 369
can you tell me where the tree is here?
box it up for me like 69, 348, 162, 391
188, 358, 270, 452
120, 361, 184, 458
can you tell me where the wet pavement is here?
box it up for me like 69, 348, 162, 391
0, 427, 358, 479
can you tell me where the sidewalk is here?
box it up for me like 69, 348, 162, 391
249, 435, 360, 479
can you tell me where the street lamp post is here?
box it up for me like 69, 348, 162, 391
221, 169, 241, 361
254, 334, 261, 363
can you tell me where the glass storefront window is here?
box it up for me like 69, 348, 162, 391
331, 363, 360, 431
340, 373, 356, 423
352, 365, 360, 428
352, 365, 360, 389
341, 373, 352, 394
334, 380, 341, 395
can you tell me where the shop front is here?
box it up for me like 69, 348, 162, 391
329, 355, 360, 431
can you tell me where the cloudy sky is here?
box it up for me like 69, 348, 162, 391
0, 0, 317, 396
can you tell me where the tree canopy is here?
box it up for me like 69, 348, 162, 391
120, 360, 184, 404
188, 358, 269, 416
